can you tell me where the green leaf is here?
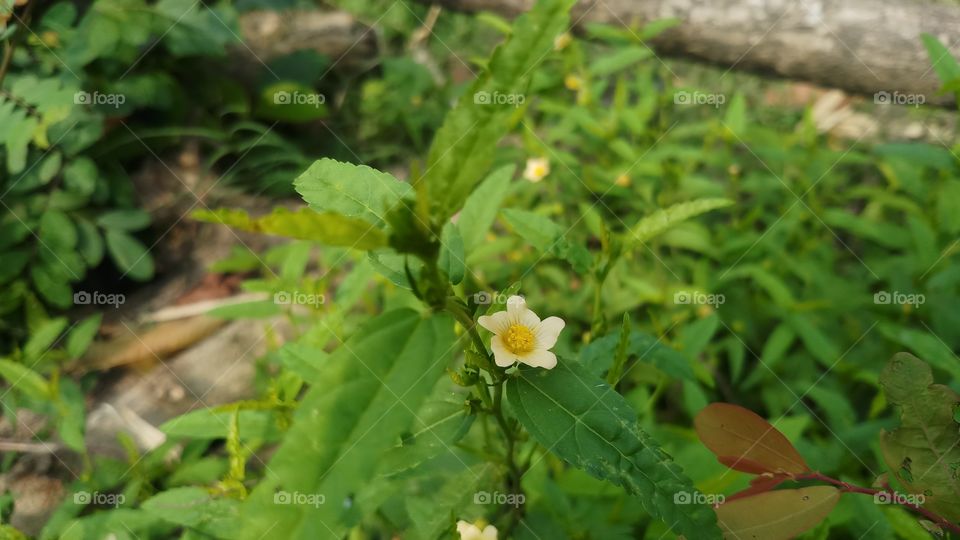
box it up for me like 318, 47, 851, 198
66, 314, 101, 359
155, 0, 236, 56
438, 222, 466, 285
580, 324, 694, 382
503, 208, 591, 273
406, 463, 495, 540
0, 358, 49, 400
63, 157, 98, 196
507, 360, 721, 538
96, 209, 151, 231
879, 352, 960, 522
588, 46, 652, 76
56, 378, 86, 452
922, 33, 960, 89
24, 316, 68, 360
105, 229, 155, 280
193, 207, 386, 250
141, 487, 242, 539
241, 309, 456, 538
628, 198, 733, 247
458, 164, 514, 253
422, 0, 576, 222
380, 400, 476, 475
294, 158, 412, 226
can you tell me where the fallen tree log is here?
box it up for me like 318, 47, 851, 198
422, 0, 960, 106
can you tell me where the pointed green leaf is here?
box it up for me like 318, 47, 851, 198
507, 360, 721, 539
193, 207, 386, 250
241, 309, 456, 538
629, 198, 733, 247
294, 158, 412, 226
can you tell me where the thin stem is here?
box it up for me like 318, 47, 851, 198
788, 472, 960, 536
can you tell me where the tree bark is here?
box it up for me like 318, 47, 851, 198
423, 0, 960, 106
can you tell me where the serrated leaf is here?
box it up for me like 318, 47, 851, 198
294, 158, 412, 226
879, 353, 960, 521
241, 309, 455, 538
629, 198, 733, 247
193, 207, 386, 250
507, 360, 721, 539
695, 403, 808, 475
714, 486, 840, 540
422, 0, 576, 222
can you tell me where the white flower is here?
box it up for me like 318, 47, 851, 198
523, 157, 550, 182
457, 520, 498, 540
477, 295, 565, 369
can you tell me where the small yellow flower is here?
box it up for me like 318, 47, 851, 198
553, 32, 572, 51
523, 157, 550, 182
457, 520, 498, 540
564, 74, 581, 91
615, 173, 630, 187
478, 296, 565, 369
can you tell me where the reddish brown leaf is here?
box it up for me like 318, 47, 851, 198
715, 486, 840, 540
725, 473, 790, 502
695, 403, 809, 475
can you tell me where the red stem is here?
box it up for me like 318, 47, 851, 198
793, 472, 960, 536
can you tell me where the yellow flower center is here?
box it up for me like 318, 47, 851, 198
504, 324, 535, 354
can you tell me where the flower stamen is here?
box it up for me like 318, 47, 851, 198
504, 324, 535, 354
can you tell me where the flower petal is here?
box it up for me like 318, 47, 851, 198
534, 316, 565, 349
520, 349, 557, 369
491, 336, 518, 367
506, 295, 527, 322
480, 525, 499, 540
478, 311, 511, 335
